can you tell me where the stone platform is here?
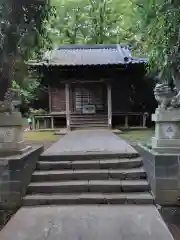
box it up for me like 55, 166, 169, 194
0, 145, 44, 209
42, 130, 138, 160
0, 205, 174, 240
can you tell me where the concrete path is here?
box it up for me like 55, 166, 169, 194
42, 129, 137, 157
0, 205, 174, 240
0, 130, 174, 239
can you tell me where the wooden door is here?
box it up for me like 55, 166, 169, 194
74, 84, 105, 113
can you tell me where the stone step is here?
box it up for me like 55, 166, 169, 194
71, 121, 108, 124
23, 192, 154, 206
70, 118, 108, 121
71, 127, 108, 131
71, 118, 108, 121
40, 153, 139, 161
27, 180, 149, 194
32, 168, 146, 182
71, 123, 108, 126
70, 124, 108, 128
37, 158, 143, 170
70, 115, 108, 119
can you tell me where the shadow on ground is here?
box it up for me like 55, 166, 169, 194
160, 207, 180, 240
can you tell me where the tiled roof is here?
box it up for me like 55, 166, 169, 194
28, 44, 147, 66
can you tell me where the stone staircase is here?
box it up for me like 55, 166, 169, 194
23, 154, 153, 206
70, 114, 108, 129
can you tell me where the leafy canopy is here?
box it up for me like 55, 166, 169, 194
129, 0, 180, 83
0, 0, 52, 100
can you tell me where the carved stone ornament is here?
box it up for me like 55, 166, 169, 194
154, 83, 178, 110
0, 101, 14, 113
0, 128, 14, 143
0, 88, 21, 113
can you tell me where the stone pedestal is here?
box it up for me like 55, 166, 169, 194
137, 144, 180, 206
0, 110, 44, 223
0, 111, 31, 156
0, 145, 44, 209
141, 83, 180, 205
152, 108, 180, 153
136, 108, 180, 205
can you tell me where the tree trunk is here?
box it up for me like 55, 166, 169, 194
0, 56, 14, 101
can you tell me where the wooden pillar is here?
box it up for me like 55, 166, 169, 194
107, 83, 112, 128
37, 119, 40, 129
48, 86, 52, 113
65, 83, 70, 130
51, 117, 54, 129
44, 119, 47, 129
125, 115, 129, 128
143, 114, 147, 128
32, 116, 35, 130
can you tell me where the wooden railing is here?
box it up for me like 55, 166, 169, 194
32, 113, 65, 130
112, 112, 149, 129
32, 112, 149, 130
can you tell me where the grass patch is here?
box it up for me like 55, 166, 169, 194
23, 131, 56, 142
120, 128, 154, 145
23, 128, 154, 145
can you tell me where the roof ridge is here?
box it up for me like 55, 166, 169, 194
27, 44, 147, 66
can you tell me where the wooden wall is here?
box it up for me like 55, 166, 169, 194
48, 72, 154, 114
49, 80, 136, 114
112, 76, 132, 112
49, 85, 66, 113
49, 82, 106, 113
71, 83, 106, 112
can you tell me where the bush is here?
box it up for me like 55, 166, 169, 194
29, 108, 47, 115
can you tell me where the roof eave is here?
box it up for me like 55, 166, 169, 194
27, 60, 147, 67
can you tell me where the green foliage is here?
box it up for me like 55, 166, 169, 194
29, 108, 47, 115
0, 0, 52, 58
48, 0, 180, 84
129, 0, 180, 83
12, 75, 40, 104
48, 0, 133, 45
3, 0, 179, 108
47, 0, 147, 54
0, 0, 52, 100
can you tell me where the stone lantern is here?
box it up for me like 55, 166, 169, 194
152, 83, 180, 152
0, 88, 31, 156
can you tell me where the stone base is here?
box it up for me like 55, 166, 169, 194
0, 111, 28, 155
152, 108, 180, 152
0, 111, 23, 126
152, 147, 180, 154
136, 144, 180, 206
152, 137, 180, 154
0, 146, 32, 157
0, 145, 44, 209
